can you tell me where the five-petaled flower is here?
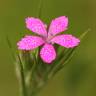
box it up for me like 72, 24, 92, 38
17, 16, 80, 63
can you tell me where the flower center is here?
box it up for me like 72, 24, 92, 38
46, 35, 54, 44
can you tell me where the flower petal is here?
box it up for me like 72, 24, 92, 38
51, 35, 80, 48
25, 17, 47, 37
40, 44, 56, 63
48, 16, 68, 37
17, 36, 45, 50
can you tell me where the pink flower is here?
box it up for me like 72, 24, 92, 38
17, 16, 80, 63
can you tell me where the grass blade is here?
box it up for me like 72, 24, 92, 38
6, 35, 16, 61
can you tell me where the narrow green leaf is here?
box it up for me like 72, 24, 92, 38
79, 28, 91, 40
6, 35, 16, 61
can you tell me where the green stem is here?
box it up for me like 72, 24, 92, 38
17, 54, 27, 96
37, 0, 43, 18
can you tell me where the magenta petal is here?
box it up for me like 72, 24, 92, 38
25, 17, 47, 37
17, 36, 45, 50
48, 16, 68, 37
40, 44, 56, 63
51, 35, 80, 48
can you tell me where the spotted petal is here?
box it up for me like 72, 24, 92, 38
40, 44, 56, 63
48, 16, 68, 37
51, 35, 80, 48
17, 36, 45, 50
25, 17, 47, 37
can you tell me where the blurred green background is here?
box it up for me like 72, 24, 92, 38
0, 0, 96, 96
